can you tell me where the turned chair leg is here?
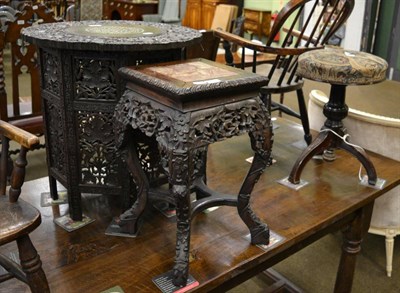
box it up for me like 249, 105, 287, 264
17, 235, 49, 293
385, 232, 395, 277
296, 89, 312, 145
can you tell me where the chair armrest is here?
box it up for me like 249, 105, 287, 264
0, 120, 39, 149
214, 29, 323, 55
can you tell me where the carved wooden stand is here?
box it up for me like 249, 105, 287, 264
22, 21, 202, 222
114, 59, 272, 287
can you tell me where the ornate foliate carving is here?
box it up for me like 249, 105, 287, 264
190, 100, 270, 146
45, 100, 65, 175
133, 131, 163, 182
113, 83, 273, 287
77, 111, 119, 186
74, 58, 117, 101
115, 92, 270, 151
114, 93, 192, 152
42, 50, 61, 95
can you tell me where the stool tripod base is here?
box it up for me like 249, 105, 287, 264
360, 175, 386, 190
287, 130, 378, 187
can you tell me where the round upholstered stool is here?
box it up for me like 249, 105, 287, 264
288, 47, 388, 186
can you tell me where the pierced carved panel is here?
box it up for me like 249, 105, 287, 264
74, 58, 117, 101
42, 50, 62, 95
190, 102, 269, 145
114, 94, 194, 152
115, 91, 270, 151
132, 129, 163, 183
77, 111, 119, 186
45, 100, 65, 175
114, 91, 271, 183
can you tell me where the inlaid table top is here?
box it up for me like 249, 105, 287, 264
22, 20, 202, 51
119, 58, 269, 107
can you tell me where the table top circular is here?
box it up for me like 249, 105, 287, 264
22, 20, 202, 51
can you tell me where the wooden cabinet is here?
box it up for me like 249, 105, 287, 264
243, 8, 271, 39
182, 0, 202, 29
182, 0, 236, 30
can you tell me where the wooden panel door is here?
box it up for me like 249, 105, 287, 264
182, 0, 238, 30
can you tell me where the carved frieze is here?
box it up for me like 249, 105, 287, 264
115, 90, 270, 150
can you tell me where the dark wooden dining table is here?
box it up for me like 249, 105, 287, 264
2, 118, 399, 292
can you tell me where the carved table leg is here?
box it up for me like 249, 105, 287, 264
117, 138, 149, 235
17, 235, 50, 293
334, 202, 374, 293
170, 150, 192, 287
238, 124, 272, 245
48, 175, 58, 200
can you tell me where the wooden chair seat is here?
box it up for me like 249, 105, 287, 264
0, 197, 41, 246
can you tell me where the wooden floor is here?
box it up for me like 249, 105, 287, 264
1, 118, 400, 292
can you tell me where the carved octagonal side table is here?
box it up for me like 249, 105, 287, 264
22, 21, 202, 221
113, 58, 273, 287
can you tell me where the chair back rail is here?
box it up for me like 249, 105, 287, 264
0, 3, 59, 133
216, 0, 354, 84
214, 0, 355, 145
267, 0, 354, 88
